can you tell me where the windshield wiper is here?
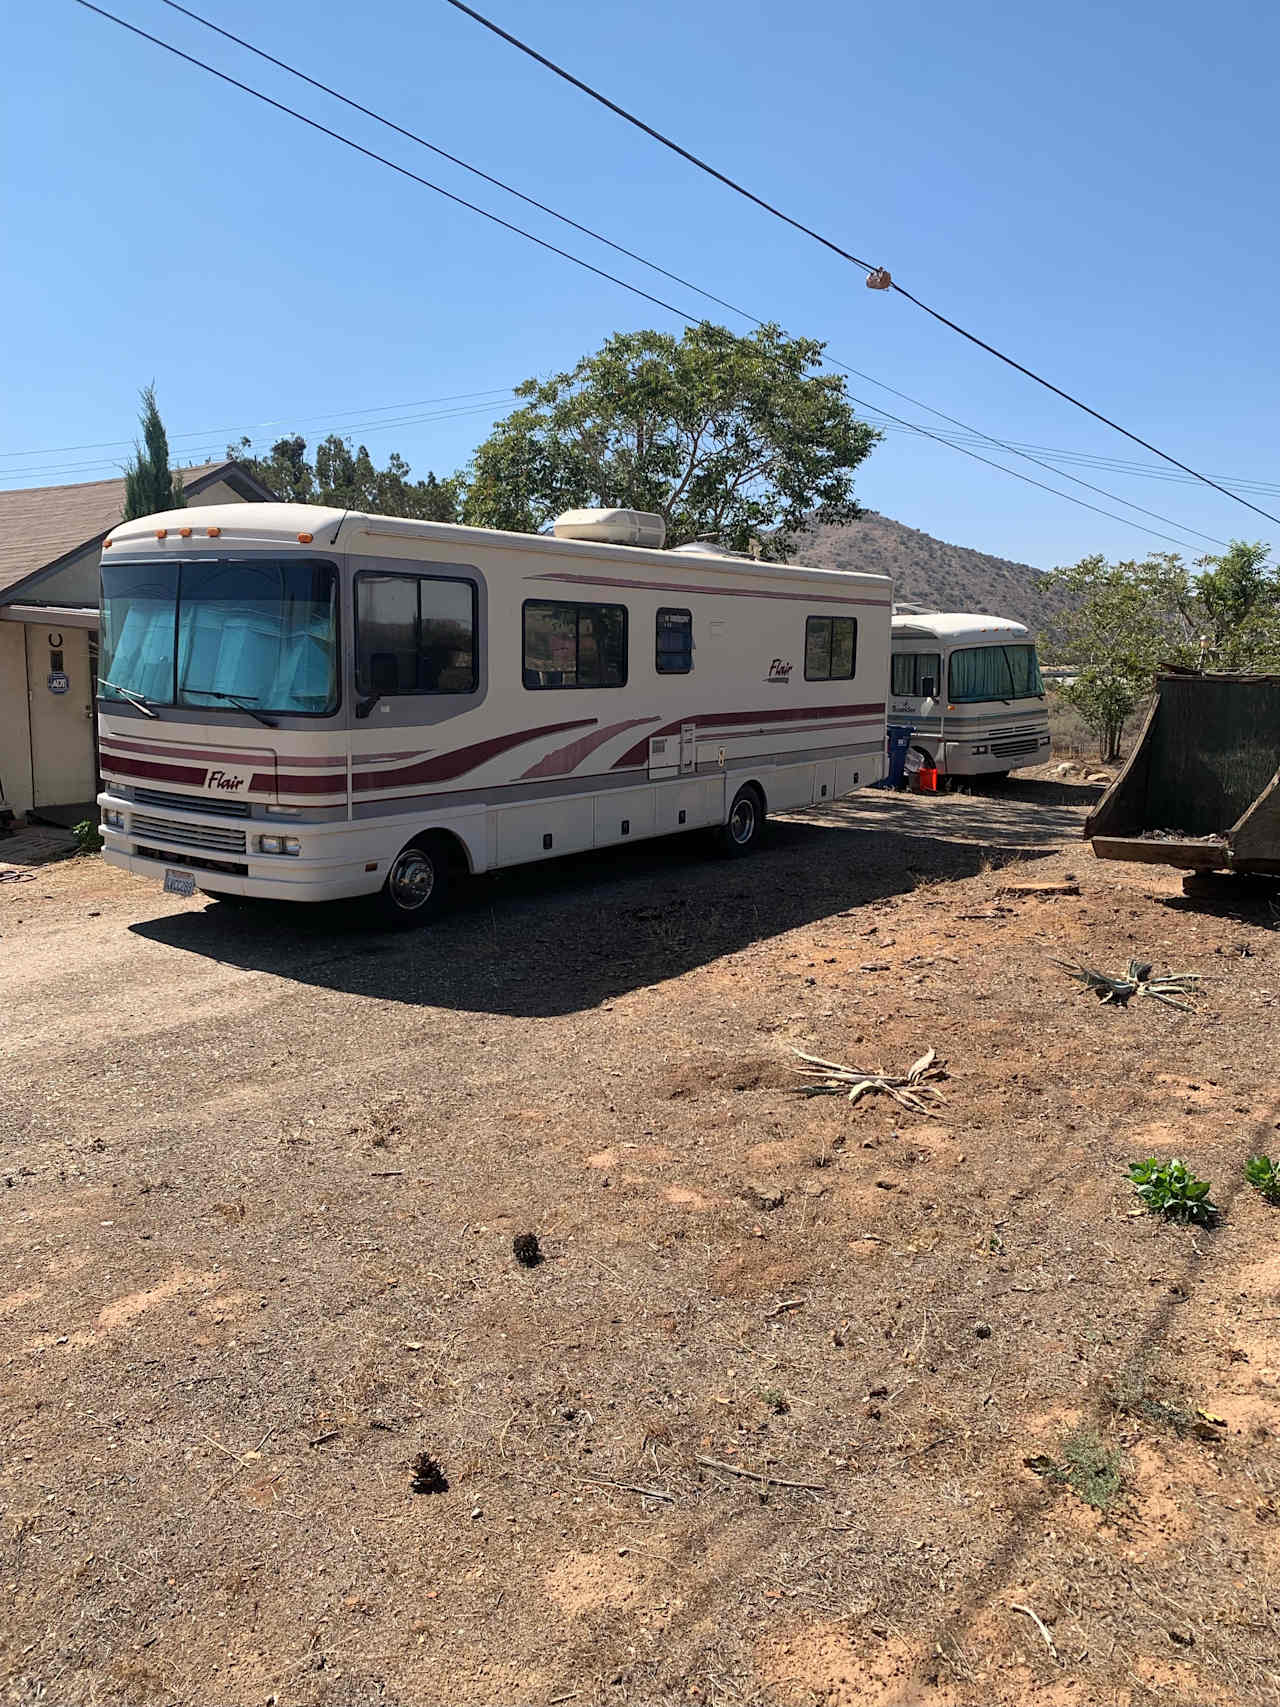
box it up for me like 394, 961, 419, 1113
183, 688, 278, 728
99, 680, 158, 718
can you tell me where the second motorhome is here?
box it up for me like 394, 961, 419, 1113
96, 504, 891, 922
890, 608, 1050, 780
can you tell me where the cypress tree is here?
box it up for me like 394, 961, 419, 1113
122, 384, 186, 520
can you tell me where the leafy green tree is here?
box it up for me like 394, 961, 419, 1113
1194, 540, 1280, 668
1047, 542, 1278, 759
123, 384, 185, 520
228, 434, 462, 521
463, 322, 880, 558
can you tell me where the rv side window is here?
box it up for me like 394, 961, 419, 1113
523, 600, 628, 689
804, 615, 857, 681
892, 651, 942, 696
355, 572, 477, 695
655, 607, 693, 674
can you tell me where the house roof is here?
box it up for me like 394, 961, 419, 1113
0, 460, 278, 603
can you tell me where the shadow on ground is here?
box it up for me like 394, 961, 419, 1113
128, 782, 1090, 1018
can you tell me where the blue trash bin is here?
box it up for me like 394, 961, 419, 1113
877, 724, 914, 790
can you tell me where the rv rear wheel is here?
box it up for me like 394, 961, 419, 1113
371, 833, 453, 927
714, 784, 765, 857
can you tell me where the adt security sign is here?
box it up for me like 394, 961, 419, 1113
47, 671, 70, 695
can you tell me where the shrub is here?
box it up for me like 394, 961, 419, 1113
1245, 1155, 1280, 1205
71, 818, 103, 854
1128, 1157, 1218, 1226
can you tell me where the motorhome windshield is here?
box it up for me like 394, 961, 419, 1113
949, 643, 1044, 703
100, 558, 339, 716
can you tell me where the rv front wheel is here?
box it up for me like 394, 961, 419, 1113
372, 834, 453, 927
715, 784, 764, 857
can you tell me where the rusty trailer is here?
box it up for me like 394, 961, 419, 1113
1087, 670, 1280, 876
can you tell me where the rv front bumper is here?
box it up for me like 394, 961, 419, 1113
96, 789, 382, 904
940, 734, 1051, 775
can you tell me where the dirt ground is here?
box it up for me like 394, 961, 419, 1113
3, 774, 1279, 1707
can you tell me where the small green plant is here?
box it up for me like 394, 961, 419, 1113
1245, 1154, 1280, 1205
1025, 1428, 1127, 1511
71, 818, 103, 854
1059, 1429, 1126, 1510
1128, 1157, 1218, 1225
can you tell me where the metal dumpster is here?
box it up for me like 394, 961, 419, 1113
1087, 669, 1280, 875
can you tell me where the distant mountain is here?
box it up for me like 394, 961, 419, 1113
795, 512, 1075, 640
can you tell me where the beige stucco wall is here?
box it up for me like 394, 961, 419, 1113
0, 620, 33, 816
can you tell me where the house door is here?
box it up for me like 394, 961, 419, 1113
27, 625, 96, 810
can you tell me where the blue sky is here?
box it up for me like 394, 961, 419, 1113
4, 0, 1277, 568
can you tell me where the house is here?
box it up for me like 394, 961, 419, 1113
0, 460, 276, 825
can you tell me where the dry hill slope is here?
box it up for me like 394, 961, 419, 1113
798, 512, 1075, 637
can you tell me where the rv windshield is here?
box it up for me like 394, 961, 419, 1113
100, 558, 339, 716
949, 643, 1044, 703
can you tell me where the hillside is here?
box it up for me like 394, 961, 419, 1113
796, 511, 1075, 639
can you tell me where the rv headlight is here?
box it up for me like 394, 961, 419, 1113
972, 744, 989, 756
103, 808, 125, 830
281, 836, 301, 856
257, 834, 282, 854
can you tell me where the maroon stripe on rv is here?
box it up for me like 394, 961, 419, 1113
520, 716, 658, 780
102, 753, 228, 789
353, 718, 596, 794
610, 702, 885, 768
269, 772, 349, 795
525, 571, 889, 607
100, 736, 345, 769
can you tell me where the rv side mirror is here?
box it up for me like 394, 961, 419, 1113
921, 675, 936, 698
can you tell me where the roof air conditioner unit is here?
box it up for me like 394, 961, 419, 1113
552, 508, 666, 549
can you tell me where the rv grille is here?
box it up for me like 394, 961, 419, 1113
990, 736, 1042, 759
135, 845, 249, 877
132, 786, 251, 819
131, 813, 248, 855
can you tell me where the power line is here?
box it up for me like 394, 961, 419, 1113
60, 1, 1227, 551
69, 0, 700, 323
0, 399, 513, 486
444, 0, 1280, 530
0, 388, 513, 460
156, 0, 1222, 547
839, 388, 1204, 551
823, 362, 1225, 547
157, 0, 752, 327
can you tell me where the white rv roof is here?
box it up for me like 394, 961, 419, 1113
892, 611, 1030, 644
105, 502, 891, 594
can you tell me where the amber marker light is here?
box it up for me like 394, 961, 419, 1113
179, 526, 192, 537
297, 531, 313, 544
206, 526, 221, 538
155, 528, 167, 539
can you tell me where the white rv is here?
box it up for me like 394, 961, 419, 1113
890, 609, 1050, 779
96, 504, 890, 922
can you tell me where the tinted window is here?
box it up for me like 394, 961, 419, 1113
804, 615, 857, 681
892, 651, 942, 695
101, 557, 339, 715
355, 573, 476, 695
949, 644, 1043, 703
656, 607, 693, 674
523, 600, 628, 688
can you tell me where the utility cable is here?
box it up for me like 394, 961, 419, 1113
0, 388, 513, 460
61, 0, 1226, 549
135, 1, 1226, 547
157, 0, 752, 326
445, 0, 1280, 529
70, 0, 699, 322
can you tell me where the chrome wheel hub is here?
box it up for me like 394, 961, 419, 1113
388, 849, 435, 910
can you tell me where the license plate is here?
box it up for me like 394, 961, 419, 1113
163, 868, 196, 898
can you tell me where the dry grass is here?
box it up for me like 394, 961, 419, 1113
2, 787, 1279, 1705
